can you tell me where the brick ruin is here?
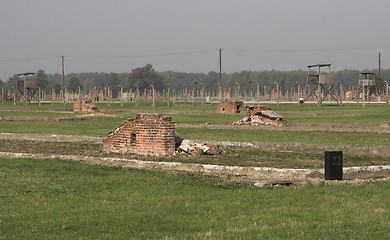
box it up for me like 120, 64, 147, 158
245, 105, 271, 116
233, 105, 288, 126
216, 100, 244, 114
102, 113, 175, 156
73, 100, 99, 113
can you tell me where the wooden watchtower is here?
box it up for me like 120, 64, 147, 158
305, 64, 340, 105
16, 72, 38, 104
357, 72, 377, 104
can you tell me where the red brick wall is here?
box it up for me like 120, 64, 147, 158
102, 113, 175, 156
216, 101, 243, 114
73, 101, 98, 113
245, 105, 271, 116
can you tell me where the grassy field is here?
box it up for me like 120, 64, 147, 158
1, 101, 389, 167
1, 118, 389, 147
1, 101, 389, 137
1, 138, 389, 168
1, 157, 389, 239
1, 101, 389, 239
176, 126, 390, 146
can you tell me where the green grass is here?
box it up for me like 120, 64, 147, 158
1, 102, 389, 145
1, 157, 389, 239
170, 113, 242, 124
1, 102, 389, 239
187, 148, 389, 168
274, 103, 390, 124
176, 127, 390, 147
94, 101, 219, 112
0, 102, 75, 112
1, 119, 388, 146
0, 118, 123, 136
1, 139, 389, 168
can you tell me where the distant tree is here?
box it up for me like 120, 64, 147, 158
129, 64, 165, 92
47, 73, 62, 94
76, 72, 109, 91
35, 70, 49, 91
27, 67, 390, 99
6, 74, 19, 90
106, 72, 121, 98
206, 71, 219, 91
67, 76, 83, 92
0, 79, 3, 99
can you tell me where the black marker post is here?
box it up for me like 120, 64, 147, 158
324, 151, 343, 180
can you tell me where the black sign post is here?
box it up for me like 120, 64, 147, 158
324, 151, 343, 180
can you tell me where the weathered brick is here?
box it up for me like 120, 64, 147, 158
103, 113, 175, 156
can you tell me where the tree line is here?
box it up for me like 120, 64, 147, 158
1, 64, 389, 97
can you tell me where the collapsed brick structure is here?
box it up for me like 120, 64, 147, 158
73, 100, 99, 113
233, 105, 288, 126
245, 105, 271, 116
216, 100, 244, 114
102, 113, 175, 156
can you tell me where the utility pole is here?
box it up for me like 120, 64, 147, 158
219, 48, 222, 103
378, 52, 381, 81
378, 52, 382, 99
61, 56, 65, 103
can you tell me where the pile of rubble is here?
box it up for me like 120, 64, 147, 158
175, 134, 220, 157
233, 106, 288, 127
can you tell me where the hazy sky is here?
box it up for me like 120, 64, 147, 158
1, 0, 390, 81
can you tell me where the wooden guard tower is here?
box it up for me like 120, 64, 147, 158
357, 72, 377, 103
16, 72, 38, 104
305, 64, 340, 105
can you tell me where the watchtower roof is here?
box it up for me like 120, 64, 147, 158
308, 64, 331, 68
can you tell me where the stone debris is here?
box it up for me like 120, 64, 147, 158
175, 139, 220, 157
233, 106, 288, 126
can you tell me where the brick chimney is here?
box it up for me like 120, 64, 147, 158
102, 113, 175, 156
